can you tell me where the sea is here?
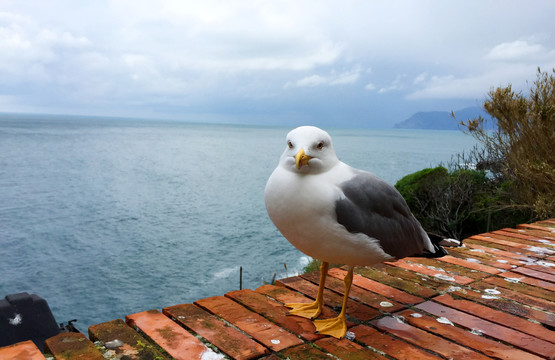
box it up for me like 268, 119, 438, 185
0, 115, 478, 332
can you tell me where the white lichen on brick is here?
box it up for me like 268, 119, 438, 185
434, 273, 455, 282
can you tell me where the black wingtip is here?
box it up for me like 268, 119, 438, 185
422, 243, 449, 258
420, 232, 451, 258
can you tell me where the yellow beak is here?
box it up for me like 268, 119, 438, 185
295, 148, 312, 169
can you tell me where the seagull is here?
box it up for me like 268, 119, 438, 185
264, 126, 448, 339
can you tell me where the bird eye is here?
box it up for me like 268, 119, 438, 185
316, 142, 324, 150
287, 140, 294, 149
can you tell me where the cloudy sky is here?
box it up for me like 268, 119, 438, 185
1, 1, 554, 128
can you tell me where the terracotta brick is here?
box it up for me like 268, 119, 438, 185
371, 315, 490, 360
512, 266, 555, 283
432, 293, 555, 343
328, 267, 424, 304
491, 230, 555, 247
29, 221, 555, 360
450, 283, 555, 327
0, 340, 45, 360
350, 324, 441, 359
416, 300, 555, 358
194, 296, 303, 351
530, 220, 555, 227
518, 223, 555, 232
496, 229, 554, 240
126, 309, 222, 360
471, 234, 543, 253
89, 318, 168, 360
483, 276, 555, 302
452, 243, 525, 265
44, 332, 104, 360
385, 259, 475, 285
481, 238, 551, 261
506, 228, 555, 241
447, 247, 516, 270
255, 284, 306, 303
463, 242, 534, 261
472, 278, 555, 312
276, 275, 380, 321
225, 289, 323, 341
406, 257, 491, 280
500, 227, 555, 241
485, 233, 555, 258
302, 270, 405, 312
258, 355, 281, 360
384, 258, 453, 294
380, 264, 449, 290
398, 309, 544, 360
498, 271, 555, 291
354, 266, 439, 298
495, 228, 547, 239
524, 263, 555, 275
314, 337, 388, 360
465, 238, 540, 258
255, 284, 340, 320
279, 344, 336, 359
435, 254, 502, 274
163, 303, 269, 360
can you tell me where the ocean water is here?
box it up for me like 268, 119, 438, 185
0, 116, 477, 332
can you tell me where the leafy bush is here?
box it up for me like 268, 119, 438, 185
395, 166, 489, 239
395, 165, 534, 239
396, 69, 553, 239
459, 68, 555, 218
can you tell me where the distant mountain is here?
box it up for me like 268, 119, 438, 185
393, 107, 490, 130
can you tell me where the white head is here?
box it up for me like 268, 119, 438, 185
279, 126, 339, 174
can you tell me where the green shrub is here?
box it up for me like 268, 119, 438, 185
395, 164, 535, 239
459, 68, 555, 218
397, 69, 553, 239
395, 166, 489, 239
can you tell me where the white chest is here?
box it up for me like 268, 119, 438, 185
264, 163, 394, 265
265, 164, 351, 250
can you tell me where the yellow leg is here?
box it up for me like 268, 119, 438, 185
285, 261, 328, 319
313, 266, 353, 339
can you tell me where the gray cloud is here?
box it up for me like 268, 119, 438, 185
1, 1, 554, 127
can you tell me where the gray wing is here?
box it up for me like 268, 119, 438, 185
335, 170, 434, 259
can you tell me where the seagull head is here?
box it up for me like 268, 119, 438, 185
279, 126, 339, 173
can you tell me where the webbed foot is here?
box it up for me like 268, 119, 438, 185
313, 316, 347, 339
285, 301, 322, 320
